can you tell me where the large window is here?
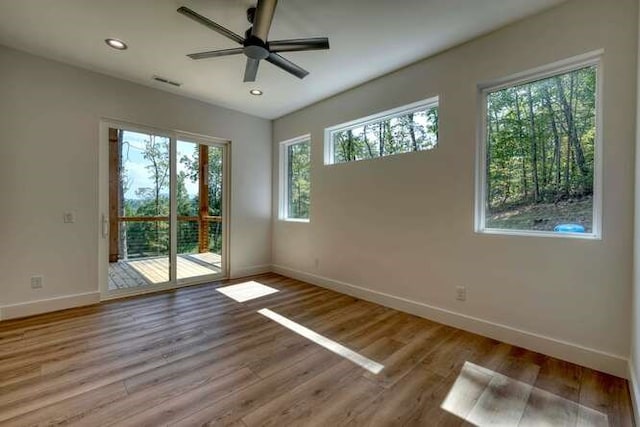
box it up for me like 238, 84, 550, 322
280, 136, 311, 221
477, 55, 601, 238
325, 98, 439, 164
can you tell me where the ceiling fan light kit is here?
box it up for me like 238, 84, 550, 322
177, 0, 330, 82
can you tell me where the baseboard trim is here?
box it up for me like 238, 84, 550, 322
231, 264, 273, 280
629, 361, 640, 422
272, 264, 629, 378
0, 292, 101, 321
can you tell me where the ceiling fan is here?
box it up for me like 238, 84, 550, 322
177, 0, 330, 82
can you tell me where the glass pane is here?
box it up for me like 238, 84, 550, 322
108, 130, 170, 289
176, 140, 223, 280
287, 141, 310, 219
331, 104, 438, 163
484, 66, 596, 234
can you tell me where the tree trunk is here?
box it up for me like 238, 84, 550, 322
487, 113, 493, 210
347, 130, 354, 161
362, 125, 374, 158
542, 85, 562, 201
527, 86, 540, 202
564, 133, 571, 196
556, 75, 588, 179
408, 113, 419, 151
384, 122, 392, 154
514, 90, 528, 200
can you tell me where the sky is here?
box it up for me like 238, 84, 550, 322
121, 131, 198, 200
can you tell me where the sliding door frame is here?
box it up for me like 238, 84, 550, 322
174, 131, 230, 287
98, 119, 231, 300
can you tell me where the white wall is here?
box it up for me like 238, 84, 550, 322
630, 0, 640, 415
273, 0, 638, 376
0, 46, 272, 316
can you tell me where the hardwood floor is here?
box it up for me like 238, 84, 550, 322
0, 273, 633, 426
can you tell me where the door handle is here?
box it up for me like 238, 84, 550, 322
102, 214, 109, 238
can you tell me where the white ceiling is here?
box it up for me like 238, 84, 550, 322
0, 0, 565, 119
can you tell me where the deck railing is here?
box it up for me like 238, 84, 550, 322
115, 216, 222, 261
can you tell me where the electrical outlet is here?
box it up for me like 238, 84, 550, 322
456, 286, 466, 301
314, 258, 319, 269
31, 275, 43, 289
63, 211, 76, 223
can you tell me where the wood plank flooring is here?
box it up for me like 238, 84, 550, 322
0, 273, 633, 426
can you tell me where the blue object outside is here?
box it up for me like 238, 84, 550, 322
554, 224, 585, 233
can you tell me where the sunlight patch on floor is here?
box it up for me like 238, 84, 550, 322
258, 308, 384, 374
441, 361, 608, 426
217, 281, 279, 302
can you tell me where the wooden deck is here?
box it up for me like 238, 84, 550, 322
0, 273, 633, 426
108, 253, 221, 290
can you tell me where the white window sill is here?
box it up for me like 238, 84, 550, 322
280, 218, 310, 223
477, 228, 600, 240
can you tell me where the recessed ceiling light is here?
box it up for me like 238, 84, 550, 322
105, 38, 128, 50
249, 89, 263, 96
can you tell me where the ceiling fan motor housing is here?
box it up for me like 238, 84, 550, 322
243, 36, 270, 60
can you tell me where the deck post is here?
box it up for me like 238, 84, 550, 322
198, 144, 210, 253
108, 128, 120, 263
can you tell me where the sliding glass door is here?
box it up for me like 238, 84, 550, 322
103, 124, 228, 296
175, 140, 225, 282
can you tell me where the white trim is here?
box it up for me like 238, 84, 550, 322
475, 51, 603, 240
230, 264, 272, 279
323, 96, 439, 165
278, 134, 311, 221
628, 361, 640, 423
272, 264, 628, 378
0, 292, 100, 321
170, 128, 178, 283
478, 228, 600, 240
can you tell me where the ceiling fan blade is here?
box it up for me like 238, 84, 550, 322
177, 6, 244, 45
244, 58, 260, 82
252, 0, 277, 41
268, 37, 330, 53
265, 53, 309, 79
187, 48, 245, 60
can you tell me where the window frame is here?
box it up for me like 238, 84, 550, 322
279, 134, 311, 222
475, 51, 604, 240
323, 96, 439, 165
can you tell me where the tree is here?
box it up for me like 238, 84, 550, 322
485, 66, 596, 220
332, 105, 439, 163
180, 144, 225, 253
288, 142, 310, 219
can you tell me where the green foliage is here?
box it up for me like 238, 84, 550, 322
120, 138, 224, 259
485, 66, 596, 231
178, 145, 224, 254
287, 141, 310, 219
333, 106, 438, 163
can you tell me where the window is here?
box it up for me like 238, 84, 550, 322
476, 54, 601, 238
280, 136, 311, 221
325, 97, 439, 164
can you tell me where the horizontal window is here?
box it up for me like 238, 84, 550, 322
279, 136, 310, 221
477, 54, 601, 238
325, 98, 439, 164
